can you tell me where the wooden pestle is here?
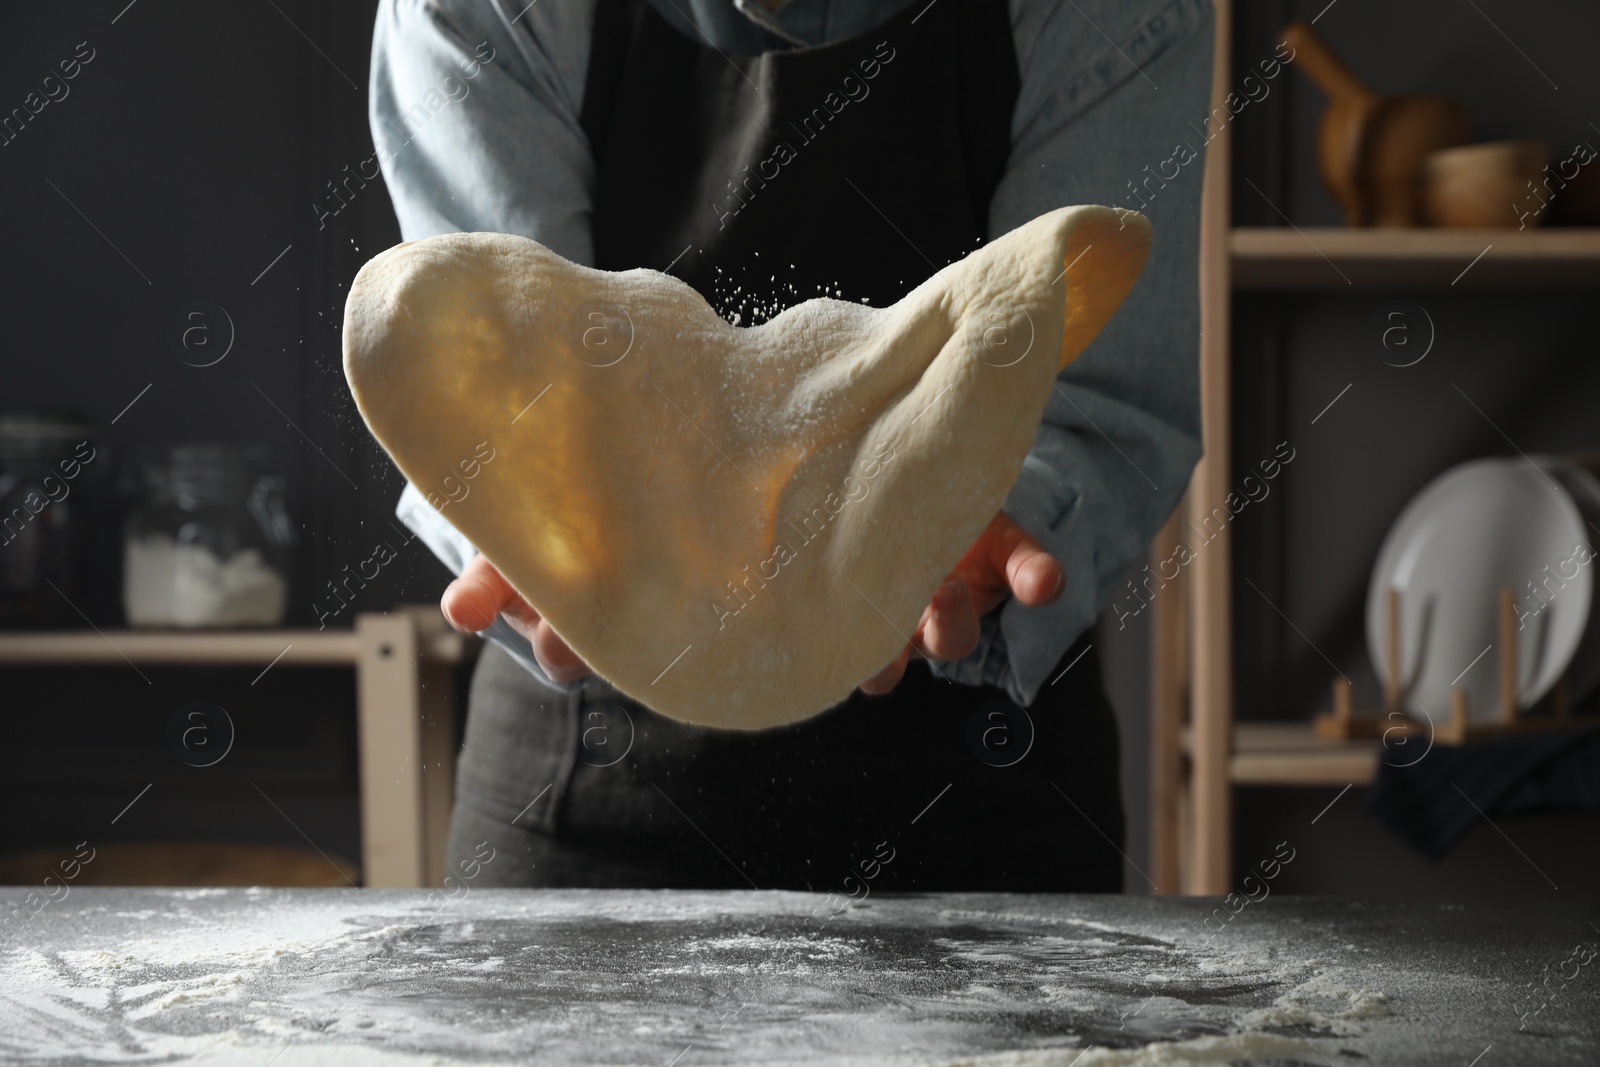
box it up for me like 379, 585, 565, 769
1282, 20, 1471, 227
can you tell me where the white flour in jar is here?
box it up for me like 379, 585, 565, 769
123, 536, 286, 627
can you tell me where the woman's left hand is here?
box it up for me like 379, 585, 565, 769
857, 510, 1064, 695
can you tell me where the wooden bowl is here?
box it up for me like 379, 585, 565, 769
1424, 139, 1551, 228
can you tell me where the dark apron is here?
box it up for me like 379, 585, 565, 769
444, 0, 1126, 892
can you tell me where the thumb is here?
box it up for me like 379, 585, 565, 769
962, 512, 1064, 611
441, 555, 524, 632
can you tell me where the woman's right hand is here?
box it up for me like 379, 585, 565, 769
441, 556, 594, 683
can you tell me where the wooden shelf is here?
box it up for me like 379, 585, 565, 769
1230, 227, 1600, 289
1183, 722, 1380, 786
0, 622, 469, 667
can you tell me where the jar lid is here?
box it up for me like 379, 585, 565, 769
134, 442, 278, 502
0, 409, 97, 440
149, 442, 272, 469
0, 410, 98, 466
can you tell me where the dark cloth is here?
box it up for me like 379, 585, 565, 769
1369, 725, 1600, 859
448, 634, 1125, 890
444, 0, 1127, 890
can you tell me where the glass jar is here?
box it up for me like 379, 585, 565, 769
0, 411, 105, 629
123, 444, 294, 628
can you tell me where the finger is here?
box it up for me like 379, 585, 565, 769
531, 617, 592, 683
858, 643, 913, 695
915, 576, 980, 661
1008, 542, 1064, 606
441, 555, 523, 633
987, 515, 1064, 607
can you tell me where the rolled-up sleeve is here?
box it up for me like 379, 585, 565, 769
370, 0, 595, 257
929, 0, 1212, 706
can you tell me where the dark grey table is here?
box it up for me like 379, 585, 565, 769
1, 889, 1596, 1065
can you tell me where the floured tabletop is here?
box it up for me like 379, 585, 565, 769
2, 889, 1595, 1065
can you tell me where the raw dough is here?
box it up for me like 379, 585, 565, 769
343, 205, 1149, 728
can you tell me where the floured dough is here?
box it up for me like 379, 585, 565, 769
343, 205, 1149, 729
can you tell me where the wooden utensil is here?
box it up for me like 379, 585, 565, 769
1283, 20, 1472, 227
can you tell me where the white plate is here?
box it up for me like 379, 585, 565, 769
1533, 454, 1600, 706
1366, 457, 1591, 723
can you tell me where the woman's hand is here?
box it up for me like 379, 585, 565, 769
441, 555, 593, 683
441, 508, 1063, 694
857, 511, 1064, 695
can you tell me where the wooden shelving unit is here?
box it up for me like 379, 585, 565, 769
1149, 0, 1600, 894
1232, 227, 1600, 289
0, 609, 476, 889
0, 626, 466, 666
1183, 723, 1381, 786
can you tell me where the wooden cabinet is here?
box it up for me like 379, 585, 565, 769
1152, 0, 1600, 894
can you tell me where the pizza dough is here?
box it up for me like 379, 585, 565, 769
343, 205, 1149, 729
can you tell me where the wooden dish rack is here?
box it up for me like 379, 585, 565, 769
1316, 586, 1600, 745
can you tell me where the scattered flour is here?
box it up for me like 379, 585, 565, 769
1239, 972, 1391, 1036
946, 1033, 1319, 1066
2, 893, 1416, 1066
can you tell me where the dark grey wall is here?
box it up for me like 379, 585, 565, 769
1, 1, 438, 626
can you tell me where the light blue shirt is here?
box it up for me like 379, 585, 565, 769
369, 0, 1212, 708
